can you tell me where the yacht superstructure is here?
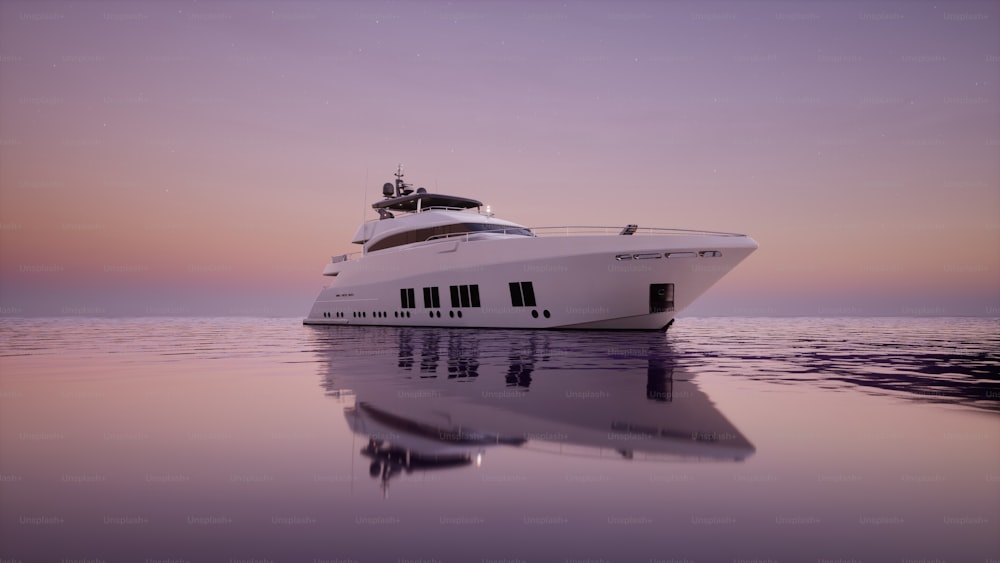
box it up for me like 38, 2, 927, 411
304, 167, 757, 330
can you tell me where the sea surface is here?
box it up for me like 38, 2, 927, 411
0, 317, 998, 562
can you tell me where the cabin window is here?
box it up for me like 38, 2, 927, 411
508, 281, 536, 307
423, 287, 441, 308
400, 287, 416, 309
521, 282, 536, 306
509, 282, 523, 307
367, 223, 533, 252
448, 284, 481, 308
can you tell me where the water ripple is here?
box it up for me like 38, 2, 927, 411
669, 317, 1000, 411
1, 316, 996, 410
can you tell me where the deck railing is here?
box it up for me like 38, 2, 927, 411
530, 226, 749, 237
425, 225, 748, 243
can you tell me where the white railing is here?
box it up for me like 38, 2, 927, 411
530, 226, 748, 237
424, 225, 748, 243
424, 228, 531, 242
420, 205, 477, 212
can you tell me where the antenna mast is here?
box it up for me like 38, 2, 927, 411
394, 164, 409, 197
361, 167, 369, 223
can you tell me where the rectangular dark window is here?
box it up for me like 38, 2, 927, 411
422, 287, 440, 308
445, 285, 477, 308
521, 281, 536, 307
649, 283, 675, 313
400, 288, 416, 308
509, 282, 523, 307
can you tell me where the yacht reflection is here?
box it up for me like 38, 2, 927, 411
349, 402, 527, 487
315, 327, 754, 491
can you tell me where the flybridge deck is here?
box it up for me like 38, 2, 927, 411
372, 192, 483, 214
373, 166, 483, 218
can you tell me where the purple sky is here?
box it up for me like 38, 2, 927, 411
1, 1, 998, 316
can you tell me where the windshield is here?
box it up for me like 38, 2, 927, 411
368, 223, 533, 252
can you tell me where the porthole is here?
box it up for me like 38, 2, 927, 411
457, 311, 463, 318
531, 310, 539, 318
543, 310, 550, 318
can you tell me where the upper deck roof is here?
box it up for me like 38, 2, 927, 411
372, 192, 483, 213
372, 166, 483, 215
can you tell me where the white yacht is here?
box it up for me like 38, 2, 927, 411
304, 167, 757, 330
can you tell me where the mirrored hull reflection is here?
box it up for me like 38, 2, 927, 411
320, 327, 755, 493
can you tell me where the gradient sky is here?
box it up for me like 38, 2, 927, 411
1, 0, 997, 316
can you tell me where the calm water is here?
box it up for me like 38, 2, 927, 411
1, 317, 998, 562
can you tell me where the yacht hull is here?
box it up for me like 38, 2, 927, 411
304, 233, 757, 330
